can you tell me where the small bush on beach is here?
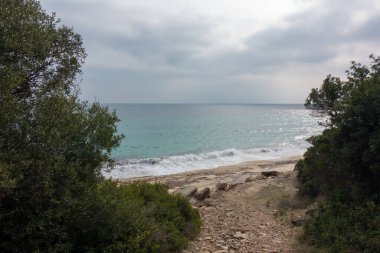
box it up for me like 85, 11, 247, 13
297, 55, 380, 252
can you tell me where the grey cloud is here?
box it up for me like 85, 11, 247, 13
347, 15, 380, 41
200, 1, 380, 77
40, 0, 380, 103
89, 23, 210, 67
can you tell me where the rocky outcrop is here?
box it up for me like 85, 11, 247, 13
195, 187, 211, 201
261, 171, 279, 177
180, 186, 198, 197
216, 182, 228, 191
245, 176, 254, 183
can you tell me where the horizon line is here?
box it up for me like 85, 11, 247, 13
100, 102, 305, 105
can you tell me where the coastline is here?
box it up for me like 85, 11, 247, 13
116, 155, 303, 189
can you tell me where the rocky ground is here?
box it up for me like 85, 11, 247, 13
120, 157, 319, 253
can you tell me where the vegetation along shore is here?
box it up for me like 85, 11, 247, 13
1, 0, 379, 252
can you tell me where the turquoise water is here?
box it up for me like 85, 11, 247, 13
104, 104, 323, 178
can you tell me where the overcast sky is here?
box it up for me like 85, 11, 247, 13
40, 0, 380, 104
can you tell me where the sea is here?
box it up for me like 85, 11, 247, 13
103, 104, 324, 179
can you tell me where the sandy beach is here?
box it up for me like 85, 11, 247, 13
119, 156, 317, 253
118, 156, 302, 190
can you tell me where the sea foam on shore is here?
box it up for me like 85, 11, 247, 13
103, 145, 305, 179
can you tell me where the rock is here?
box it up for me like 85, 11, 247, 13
189, 197, 198, 205
180, 186, 198, 197
201, 198, 214, 207
305, 208, 317, 217
225, 183, 238, 191
245, 177, 254, 183
233, 231, 248, 240
258, 175, 267, 180
232, 174, 249, 185
195, 187, 211, 201
212, 250, 228, 253
167, 189, 174, 194
259, 232, 267, 237
216, 182, 228, 191
305, 203, 318, 217
291, 216, 305, 226
261, 171, 279, 177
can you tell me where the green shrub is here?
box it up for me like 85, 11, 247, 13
69, 181, 202, 253
298, 55, 380, 252
303, 201, 380, 253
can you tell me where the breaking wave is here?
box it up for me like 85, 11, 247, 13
103, 145, 307, 179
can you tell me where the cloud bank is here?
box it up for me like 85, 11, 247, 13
40, 0, 380, 103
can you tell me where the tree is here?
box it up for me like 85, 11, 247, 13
0, 1, 201, 252
297, 55, 380, 252
0, 0, 123, 251
0, 0, 85, 97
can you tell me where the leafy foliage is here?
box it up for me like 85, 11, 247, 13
0, 0, 85, 97
69, 181, 202, 253
0, 1, 201, 252
297, 55, 380, 252
303, 200, 380, 253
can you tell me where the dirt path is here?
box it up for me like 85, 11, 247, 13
183, 172, 310, 253
120, 157, 316, 253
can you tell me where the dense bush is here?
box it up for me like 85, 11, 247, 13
0, 1, 201, 252
297, 55, 380, 252
303, 200, 380, 253
69, 181, 202, 253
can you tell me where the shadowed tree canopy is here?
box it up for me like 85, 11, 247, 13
297, 55, 380, 252
0, 1, 202, 252
0, 0, 86, 98
0, 0, 123, 251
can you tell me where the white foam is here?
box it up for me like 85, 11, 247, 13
103, 145, 306, 179
294, 134, 308, 140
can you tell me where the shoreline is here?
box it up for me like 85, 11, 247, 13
107, 149, 307, 179
116, 155, 303, 189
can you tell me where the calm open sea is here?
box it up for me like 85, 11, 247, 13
103, 104, 323, 178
